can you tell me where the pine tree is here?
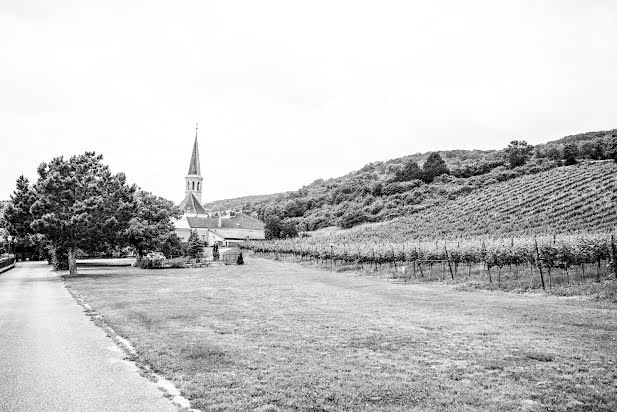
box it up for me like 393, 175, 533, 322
187, 231, 204, 258
30, 152, 135, 275
3, 175, 36, 260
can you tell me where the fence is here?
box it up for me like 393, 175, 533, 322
0, 256, 16, 273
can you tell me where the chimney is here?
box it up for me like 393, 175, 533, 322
218, 214, 222, 228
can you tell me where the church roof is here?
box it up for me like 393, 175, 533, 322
179, 192, 208, 214
187, 136, 201, 175
186, 214, 265, 230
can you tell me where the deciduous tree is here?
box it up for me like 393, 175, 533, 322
422, 152, 449, 183
505, 140, 533, 168
563, 143, 579, 165
393, 159, 423, 182
125, 190, 182, 258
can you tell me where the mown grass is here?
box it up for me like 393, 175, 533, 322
67, 256, 617, 411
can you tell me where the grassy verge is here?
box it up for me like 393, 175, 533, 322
67, 256, 617, 411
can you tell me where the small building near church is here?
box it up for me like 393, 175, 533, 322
174, 129, 265, 245
175, 214, 265, 246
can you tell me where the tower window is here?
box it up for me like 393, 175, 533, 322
197, 182, 200, 191
192, 181, 195, 190
187, 182, 189, 190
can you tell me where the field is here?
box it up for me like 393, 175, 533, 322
66, 256, 617, 411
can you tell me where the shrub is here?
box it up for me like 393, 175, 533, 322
138, 252, 166, 269
339, 209, 368, 229
50, 245, 69, 270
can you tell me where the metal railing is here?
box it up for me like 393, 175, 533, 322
0, 255, 16, 272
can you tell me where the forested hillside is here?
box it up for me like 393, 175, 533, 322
213, 129, 617, 237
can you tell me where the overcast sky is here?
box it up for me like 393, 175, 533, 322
1, 0, 616, 203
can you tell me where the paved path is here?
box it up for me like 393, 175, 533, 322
0, 262, 177, 412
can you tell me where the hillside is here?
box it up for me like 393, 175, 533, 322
321, 160, 617, 242
211, 129, 616, 234
203, 193, 282, 212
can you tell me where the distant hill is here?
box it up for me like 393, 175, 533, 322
203, 193, 282, 212
545, 129, 617, 146
204, 129, 617, 234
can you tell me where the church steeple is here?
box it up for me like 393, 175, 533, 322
188, 126, 201, 175
184, 124, 204, 204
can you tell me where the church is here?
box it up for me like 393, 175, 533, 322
174, 130, 265, 246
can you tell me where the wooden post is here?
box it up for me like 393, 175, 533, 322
534, 237, 546, 291
444, 246, 454, 280
611, 234, 617, 280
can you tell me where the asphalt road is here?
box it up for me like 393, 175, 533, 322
0, 262, 177, 412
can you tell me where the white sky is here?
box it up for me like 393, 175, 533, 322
1, 0, 616, 203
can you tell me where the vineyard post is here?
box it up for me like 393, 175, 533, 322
528, 261, 535, 288
444, 246, 454, 280
330, 242, 334, 271
534, 237, 546, 291
392, 248, 397, 271
611, 234, 617, 279
372, 250, 375, 271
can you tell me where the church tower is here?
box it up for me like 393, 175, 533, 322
185, 125, 204, 203
178, 124, 207, 215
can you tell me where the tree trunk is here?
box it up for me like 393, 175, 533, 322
68, 247, 78, 276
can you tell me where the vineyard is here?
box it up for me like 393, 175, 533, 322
353, 160, 617, 239
247, 234, 616, 289
244, 161, 617, 290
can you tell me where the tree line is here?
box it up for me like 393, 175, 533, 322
1, 152, 182, 275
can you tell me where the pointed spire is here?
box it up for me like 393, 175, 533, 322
187, 123, 201, 175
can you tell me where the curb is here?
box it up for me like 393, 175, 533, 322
0, 263, 15, 274
60, 276, 201, 412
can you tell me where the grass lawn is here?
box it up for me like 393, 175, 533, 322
66, 256, 617, 411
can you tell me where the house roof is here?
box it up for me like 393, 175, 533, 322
187, 136, 201, 175
210, 228, 265, 240
186, 214, 265, 230
178, 192, 208, 215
